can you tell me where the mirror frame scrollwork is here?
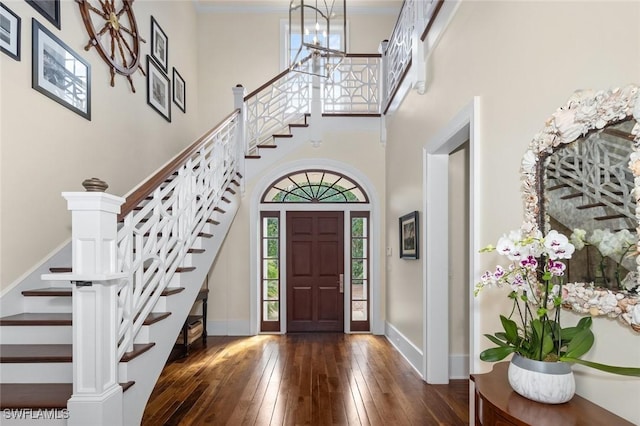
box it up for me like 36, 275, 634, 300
521, 84, 640, 332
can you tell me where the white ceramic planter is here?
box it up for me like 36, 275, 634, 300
508, 354, 575, 404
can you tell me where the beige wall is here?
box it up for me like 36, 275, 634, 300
196, 11, 396, 133
0, 1, 200, 290
385, 1, 640, 422
207, 128, 386, 330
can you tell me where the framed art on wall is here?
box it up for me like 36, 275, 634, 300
399, 211, 419, 259
146, 55, 170, 122
0, 2, 21, 61
150, 16, 167, 72
172, 67, 185, 113
26, 0, 60, 29
32, 19, 91, 120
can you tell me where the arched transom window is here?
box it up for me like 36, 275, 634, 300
261, 169, 369, 203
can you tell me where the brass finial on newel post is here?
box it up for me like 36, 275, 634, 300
82, 178, 109, 192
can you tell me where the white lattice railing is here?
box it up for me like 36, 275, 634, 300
384, 0, 414, 108
323, 54, 381, 114
243, 55, 383, 154
244, 70, 311, 155
115, 110, 241, 358
546, 134, 636, 230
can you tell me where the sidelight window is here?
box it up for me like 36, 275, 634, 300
261, 212, 280, 332
350, 212, 369, 331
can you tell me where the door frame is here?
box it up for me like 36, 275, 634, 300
422, 98, 481, 383
249, 159, 381, 335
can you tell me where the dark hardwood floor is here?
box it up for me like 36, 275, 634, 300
143, 333, 469, 425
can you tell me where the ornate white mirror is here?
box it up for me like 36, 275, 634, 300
521, 84, 640, 331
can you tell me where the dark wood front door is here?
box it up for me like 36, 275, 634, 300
287, 211, 344, 332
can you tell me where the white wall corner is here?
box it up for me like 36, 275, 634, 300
449, 353, 470, 379
385, 322, 424, 378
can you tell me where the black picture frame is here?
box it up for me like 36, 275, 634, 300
399, 211, 419, 259
172, 67, 185, 113
0, 2, 21, 61
150, 16, 167, 73
26, 0, 60, 29
146, 55, 171, 122
32, 19, 91, 120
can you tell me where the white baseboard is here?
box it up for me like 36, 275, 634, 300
206, 320, 252, 336
384, 322, 470, 381
449, 353, 469, 379
384, 322, 424, 378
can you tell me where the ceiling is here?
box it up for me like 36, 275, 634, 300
192, 0, 402, 15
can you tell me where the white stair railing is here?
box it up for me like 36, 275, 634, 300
43, 110, 242, 425
116, 110, 241, 358
242, 55, 383, 155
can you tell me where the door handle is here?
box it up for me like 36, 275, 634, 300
339, 274, 344, 293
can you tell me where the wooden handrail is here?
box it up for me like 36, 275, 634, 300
420, 0, 445, 42
118, 109, 241, 221
244, 69, 292, 102
383, 57, 412, 115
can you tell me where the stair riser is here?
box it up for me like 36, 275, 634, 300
23, 297, 71, 314
0, 326, 72, 344
0, 363, 71, 383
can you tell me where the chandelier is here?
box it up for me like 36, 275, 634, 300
288, 0, 347, 78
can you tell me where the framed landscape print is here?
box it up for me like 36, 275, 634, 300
150, 16, 167, 72
0, 2, 21, 60
146, 55, 170, 122
399, 211, 419, 259
172, 67, 185, 113
26, 0, 60, 29
32, 19, 91, 120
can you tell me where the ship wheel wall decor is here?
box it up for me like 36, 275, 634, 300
77, 0, 146, 92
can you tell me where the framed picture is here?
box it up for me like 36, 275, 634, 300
32, 19, 91, 120
172, 67, 185, 113
146, 55, 171, 122
0, 2, 21, 61
150, 16, 167, 72
26, 0, 60, 29
399, 211, 419, 259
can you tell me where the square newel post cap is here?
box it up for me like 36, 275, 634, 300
61, 191, 125, 213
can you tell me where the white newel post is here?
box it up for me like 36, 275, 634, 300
233, 84, 247, 194
42, 181, 126, 426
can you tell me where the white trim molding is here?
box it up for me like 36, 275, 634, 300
422, 97, 480, 384
250, 158, 383, 336
385, 321, 423, 377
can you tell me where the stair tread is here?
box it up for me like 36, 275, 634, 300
0, 382, 134, 409
0, 343, 154, 363
0, 344, 72, 362
143, 312, 171, 325
22, 287, 185, 297
0, 313, 71, 326
0, 383, 72, 409
22, 287, 72, 297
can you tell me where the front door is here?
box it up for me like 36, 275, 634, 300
287, 211, 344, 332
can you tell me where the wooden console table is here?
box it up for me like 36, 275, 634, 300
470, 362, 633, 426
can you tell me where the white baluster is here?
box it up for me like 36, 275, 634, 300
233, 84, 247, 193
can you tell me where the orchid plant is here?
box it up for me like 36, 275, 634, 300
476, 229, 640, 376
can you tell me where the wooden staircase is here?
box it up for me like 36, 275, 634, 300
0, 169, 242, 424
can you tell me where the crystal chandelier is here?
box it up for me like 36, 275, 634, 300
288, 0, 347, 78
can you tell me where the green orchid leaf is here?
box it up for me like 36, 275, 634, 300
500, 315, 519, 344
576, 316, 593, 330
483, 333, 509, 347
563, 328, 594, 359
560, 357, 640, 377
495, 332, 508, 341
480, 346, 516, 362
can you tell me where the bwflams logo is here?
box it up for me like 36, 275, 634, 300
3, 408, 70, 420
